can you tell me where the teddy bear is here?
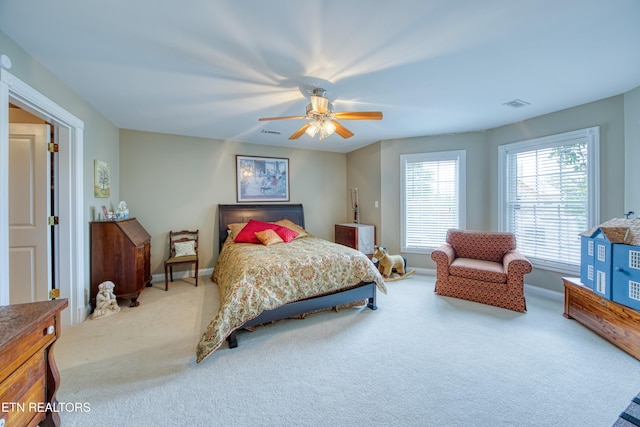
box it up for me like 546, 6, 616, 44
372, 246, 407, 278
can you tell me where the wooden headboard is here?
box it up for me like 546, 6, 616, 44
218, 204, 305, 250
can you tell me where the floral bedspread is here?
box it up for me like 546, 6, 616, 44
196, 236, 386, 363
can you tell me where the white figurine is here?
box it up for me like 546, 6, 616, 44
92, 281, 121, 319
117, 200, 129, 219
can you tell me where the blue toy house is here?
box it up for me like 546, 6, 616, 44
580, 218, 640, 310
579, 234, 595, 290
612, 244, 640, 310
580, 228, 616, 298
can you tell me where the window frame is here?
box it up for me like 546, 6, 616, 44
498, 126, 600, 274
400, 150, 466, 254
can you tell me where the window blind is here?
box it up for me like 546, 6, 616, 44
500, 127, 599, 272
401, 151, 465, 252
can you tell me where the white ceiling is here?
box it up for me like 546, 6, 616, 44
1, 0, 639, 153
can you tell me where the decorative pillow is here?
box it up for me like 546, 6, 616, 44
274, 226, 298, 242
174, 240, 196, 257
255, 229, 284, 246
275, 219, 309, 238
227, 222, 248, 240
234, 219, 282, 244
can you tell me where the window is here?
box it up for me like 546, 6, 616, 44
499, 127, 599, 273
630, 280, 640, 302
630, 251, 640, 270
597, 270, 606, 294
401, 150, 466, 253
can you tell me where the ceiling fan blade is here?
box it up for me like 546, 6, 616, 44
259, 115, 306, 121
289, 123, 312, 140
334, 111, 383, 120
333, 121, 354, 139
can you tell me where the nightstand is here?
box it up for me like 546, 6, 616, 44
335, 223, 376, 257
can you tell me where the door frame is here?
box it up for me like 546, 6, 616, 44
1, 65, 85, 326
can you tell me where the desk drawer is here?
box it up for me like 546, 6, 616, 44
335, 225, 357, 249
335, 224, 375, 256
0, 314, 56, 382
0, 351, 46, 427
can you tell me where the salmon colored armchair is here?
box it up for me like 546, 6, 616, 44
431, 229, 532, 312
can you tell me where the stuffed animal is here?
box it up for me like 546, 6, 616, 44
373, 246, 407, 278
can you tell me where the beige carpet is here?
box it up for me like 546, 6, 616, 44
54, 274, 640, 426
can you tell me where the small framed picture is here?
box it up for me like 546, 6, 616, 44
236, 155, 290, 202
102, 205, 108, 219
94, 160, 111, 198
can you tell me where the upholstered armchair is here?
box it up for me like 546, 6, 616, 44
431, 229, 532, 312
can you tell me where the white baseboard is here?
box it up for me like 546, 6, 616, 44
524, 284, 563, 302
150, 267, 213, 284
410, 267, 435, 276
409, 266, 563, 302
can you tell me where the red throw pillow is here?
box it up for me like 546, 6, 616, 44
234, 219, 281, 244
274, 226, 298, 242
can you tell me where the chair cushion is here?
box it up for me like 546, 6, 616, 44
446, 229, 516, 262
450, 258, 507, 283
174, 240, 196, 257
166, 254, 198, 264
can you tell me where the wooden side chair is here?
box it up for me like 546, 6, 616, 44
164, 230, 199, 291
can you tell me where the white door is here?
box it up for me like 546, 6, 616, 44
9, 123, 51, 303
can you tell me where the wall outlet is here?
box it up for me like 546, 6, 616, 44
375, 200, 379, 208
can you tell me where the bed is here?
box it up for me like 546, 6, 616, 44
196, 204, 386, 363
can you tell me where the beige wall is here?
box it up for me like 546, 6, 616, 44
346, 142, 382, 239
2, 30, 120, 307
4, 26, 638, 297
347, 95, 628, 293
380, 132, 487, 269
486, 95, 625, 292
625, 86, 640, 214
487, 95, 625, 227
119, 129, 347, 276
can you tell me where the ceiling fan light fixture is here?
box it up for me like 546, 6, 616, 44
305, 120, 321, 137
319, 120, 336, 140
259, 87, 381, 141
309, 95, 329, 114
305, 119, 336, 140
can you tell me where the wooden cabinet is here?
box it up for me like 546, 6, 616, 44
335, 223, 376, 257
0, 299, 68, 427
563, 277, 640, 360
91, 218, 151, 309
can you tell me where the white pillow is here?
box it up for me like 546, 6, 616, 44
174, 241, 196, 257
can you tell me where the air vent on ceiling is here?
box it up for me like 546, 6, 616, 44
503, 99, 530, 108
261, 129, 281, 135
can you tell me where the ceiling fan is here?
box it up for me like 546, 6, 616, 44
258, 88, 383, 140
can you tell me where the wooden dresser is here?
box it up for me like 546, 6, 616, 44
563, 277, 640, 360
90, 218, 151, 309
0, 299, 68, 427
335, 223, 376, 257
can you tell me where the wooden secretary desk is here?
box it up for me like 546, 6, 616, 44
90, 218, 151, 309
